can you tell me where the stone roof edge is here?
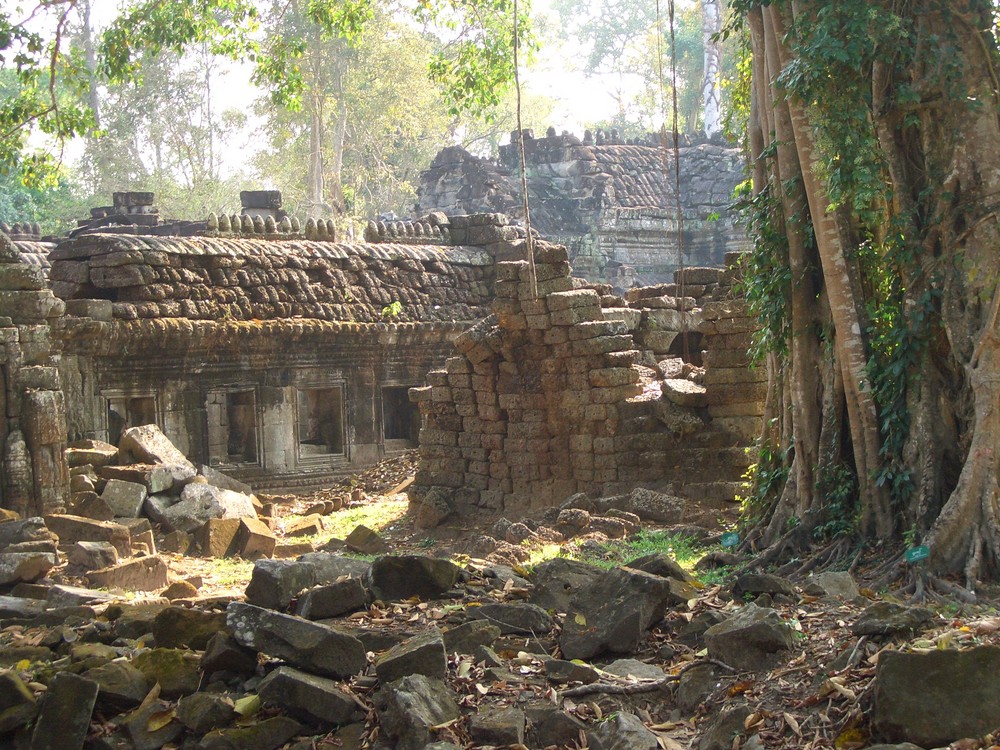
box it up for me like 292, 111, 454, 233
48, 233, 493, 266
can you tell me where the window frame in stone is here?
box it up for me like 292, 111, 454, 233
205, 386, 263, 468
380, 383, 421, 451
102, 390, 160, 446
294, 382, 349, 464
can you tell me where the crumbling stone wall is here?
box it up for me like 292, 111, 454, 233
417, 130, 747, 287
48, 212, 530, 492
410, 245, 763, 513
0, 233, 69, 515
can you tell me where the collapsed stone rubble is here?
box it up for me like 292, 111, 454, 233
409, 244, 764, 516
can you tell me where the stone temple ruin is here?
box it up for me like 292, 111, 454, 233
1, 182, 763, 523
417, 128, 747, 288
408, 241, 764, 521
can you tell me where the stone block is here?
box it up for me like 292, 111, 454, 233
235, 516, 276, 559
99, 464, 174, 494
295, 577, 368, 620
65, 440, 117, 468
67, 540, 119, 571
160, 483, 256, 533
195, 518, 241, 557
100, 479, 148, 518
45, 515, 132, 557
118, 424, 197, 480
87, 556, 169, 592
258, 666, 359, 725
0, 551, 57, 585
227, 602, 367, 679
29, 671, 99, 750
375, 629, 447, 684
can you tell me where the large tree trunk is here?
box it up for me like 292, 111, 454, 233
701, 0, 723, 137
765, 4, 892, 539
740, 0, 1000, 584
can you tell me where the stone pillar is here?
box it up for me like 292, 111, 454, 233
0, 233, 69, 515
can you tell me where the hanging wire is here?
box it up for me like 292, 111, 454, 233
655, 0, 688, 361
513, 0, 538, 299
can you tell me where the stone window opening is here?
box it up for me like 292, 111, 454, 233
382, 385, 421, 446
297, 386, 346, 459
106, 394, 158, 445
668, 331, 704, 366
207, 389, 260, 465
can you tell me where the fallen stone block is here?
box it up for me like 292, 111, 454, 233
198, 464, 253, 495
0, 669, 38, 733
86, 556, 169, 592
375, 674, 461, 750
176, 692, 237, 734
160, 484, 256, 534
258, 665, 359, 725
704, 604, 795, 671
283, 513, 324, 537
70, 493, 115, 521
345, 524, 389, 554
587, 710, 658, 750
67, 540, 119, 571
468, 602, 554, 634
0, 516, 56, 547
244, 559, 316, 610
442, 620, 500, 655
295, 577, 368, 620
0, 551, 57, 585
29, 671, 99, 750
100, 464, 174, 494
46, 584, 116, 607
375, 629, 447, 684
803, 571, 859, 599
227, 602, 366, 679
368, 555, 462, 601
83, 660, 150, 711
529, 557, 604, 613
0, 594, 47, 620
65, 439, 117, 468
152, 606, 228, 649
196, 715, 301, 750
560, 566, 674, 660
44, 515, 131, 556
470, 707, 526, 747
235, 517, 276, 559
131, 648, 201, 699
852, 602, 935, 636
123, 697, 184, 749
873, 645, 1000, 748
118, 425, 196, 482
195, 518, 241, 557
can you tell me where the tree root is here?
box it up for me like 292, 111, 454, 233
558, 658, 738, 699
888, 568, 978, 605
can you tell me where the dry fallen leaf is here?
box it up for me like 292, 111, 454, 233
146, 708, 176, 732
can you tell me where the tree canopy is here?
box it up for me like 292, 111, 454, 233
0, 0, 531, 192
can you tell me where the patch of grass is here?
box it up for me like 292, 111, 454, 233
210, 557, 255, 587
519, 530, 724, 583
578, 530, 706, 570
291, 498, 409, 549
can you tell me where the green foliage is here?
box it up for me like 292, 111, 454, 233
381, 301, 403, 319
423, 0, 533, 118
2, 0, 527, 189
812, 462, 858, 540
733, 180, 793, 361
739, 440, 790, 526
0, 170, 88, 235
